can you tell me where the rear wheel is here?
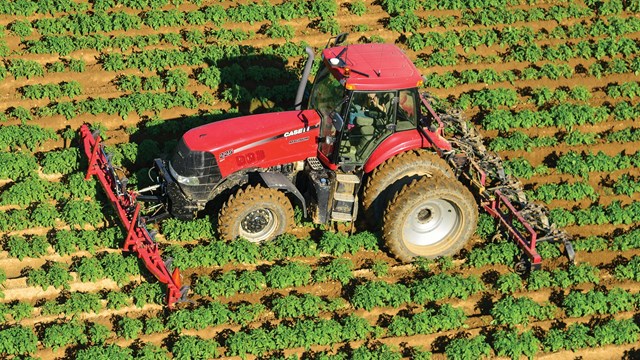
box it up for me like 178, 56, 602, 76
362, 150, 453, 228
218, 185, 294, 243
382, 176, 478, 262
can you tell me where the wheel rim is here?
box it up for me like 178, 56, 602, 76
403, 199, 460, 247
240, 208, 277, 242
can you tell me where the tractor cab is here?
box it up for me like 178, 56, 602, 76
308, 42, 425, 169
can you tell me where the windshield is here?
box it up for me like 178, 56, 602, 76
310, 66, 344, 118
310, 65, 345, 159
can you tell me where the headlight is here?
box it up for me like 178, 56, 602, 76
168, 162, 200, 186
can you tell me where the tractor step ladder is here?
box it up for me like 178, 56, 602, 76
331, 173, 360, 222
307, 157, 324, 171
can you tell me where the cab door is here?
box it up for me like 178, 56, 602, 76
338, 91, 397, 165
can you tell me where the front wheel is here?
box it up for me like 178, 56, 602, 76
382, 176, 478, 262
218, 185, 294, 243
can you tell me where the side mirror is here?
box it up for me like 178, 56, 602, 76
335, 33, 348, 45
386, 123, 397, 132
325, 135, 335, 145
330, 111, 345, 131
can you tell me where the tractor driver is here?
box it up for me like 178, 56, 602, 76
348, 92, 388, 129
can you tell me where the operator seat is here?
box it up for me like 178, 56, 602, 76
341, 115, 374, 161
353, 115, 375, 158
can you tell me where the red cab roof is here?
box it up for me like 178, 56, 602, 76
321, 43, 423, 91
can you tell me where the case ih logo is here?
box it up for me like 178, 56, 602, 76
284, 126, 310, 137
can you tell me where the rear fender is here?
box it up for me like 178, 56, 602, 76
364, 128, 452, 173
363, 130, 423, 173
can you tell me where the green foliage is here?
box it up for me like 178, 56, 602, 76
27, 262, 72, 290
225, 315, 372, 357
76, 257, 104, 282
503, 157, 548, 179
0, 325, 38, 356
64, 292, 102, 315
8, 59, 44, 79
116, 317, 143, 340
144, 316, 166, 334
350, 0, 366, 16
100, 252, 140, 284
351, 281, 411, 310
106, 291, 130, 310
387, 304, 466, 336
21, 81, 82, 100
562, 287, 637, 317
136, 344, 169, 360
193, 270, 265, 298
62, 199, 104, 227
9, 106, 33, 123
266, 261, 311, 288
88, 323, 111, 345
260, 233, 318, 260
76, 344, 133, 360
5, 235, 49, 260
445, 335, 491, 360
467, 241, 519, 267
172, 335, 218, 360
43, 321, 87, 350
195, 66, 221, 89
528, 182, 597, 203
265, 21, 294, 40
495, 272, 523, 294
412, 273, 484, 303
131, 282, 163, 307
313, 258, 354, 285
318, 231, 378, 255
491, 296, 556, 326
10, 302, 33, 322
371, 260, 389, 277
41, 147, 80, 175
0, 124, 57, 151
492, 329, 540, 360
271, 293, 326, 318
161, 216, 214, 241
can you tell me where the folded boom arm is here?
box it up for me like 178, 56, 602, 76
80, 124, 188, 308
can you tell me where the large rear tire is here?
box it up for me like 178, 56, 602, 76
382, 176, 478, 262
218, 185, 294, 243
362, 150, 453, 228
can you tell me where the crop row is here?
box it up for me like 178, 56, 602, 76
4, 276, 637, 359
550, 200, 640, 228
488, 127, 640, 152
0, 124, 58, 151
406, 17, 640, 51
420, 35, 640, 69
481, 101, 640, 132
1, 283, 162, 324
423, 56, 634, 90
10, 0, 336, 38
389, 2, 592, 30
0, 58, 85, 82
504, 149, 640, 180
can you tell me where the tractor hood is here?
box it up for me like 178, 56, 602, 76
181, 109, 321, 177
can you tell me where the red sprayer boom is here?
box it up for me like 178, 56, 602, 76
80, 124, 188, 308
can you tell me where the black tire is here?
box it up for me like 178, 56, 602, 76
361, 150, 453, 228
218, 185, 294, 243
382, 176, 478, 262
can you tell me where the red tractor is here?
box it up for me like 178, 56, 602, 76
81, 34, 573, 307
